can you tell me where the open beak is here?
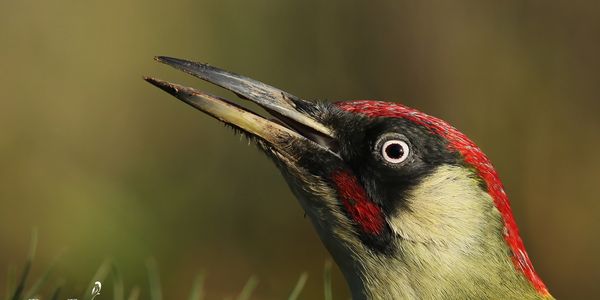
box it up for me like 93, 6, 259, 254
144, 56, 338, 160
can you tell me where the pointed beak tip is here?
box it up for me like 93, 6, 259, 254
144, 76, 180, 96
143, 76, 161, 87
154, 56, 191, 70
154, 56, 168, 63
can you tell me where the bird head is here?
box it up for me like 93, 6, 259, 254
146, 57, 551, 299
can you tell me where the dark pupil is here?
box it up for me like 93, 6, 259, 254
385, 143, 404, 159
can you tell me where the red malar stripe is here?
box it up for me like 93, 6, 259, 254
335, 100, 549, 296
331, 169, 384, 235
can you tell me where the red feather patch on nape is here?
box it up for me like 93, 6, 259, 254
335, 100, 549, 296
331, 169, 385, 235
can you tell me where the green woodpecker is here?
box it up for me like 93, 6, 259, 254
146, 57, 552, 299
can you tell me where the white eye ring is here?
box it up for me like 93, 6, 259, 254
381, 140, 410, 163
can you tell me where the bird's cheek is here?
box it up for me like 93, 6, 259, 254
330, 169, 385, 235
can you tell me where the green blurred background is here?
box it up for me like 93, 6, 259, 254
1, 0, 599, 299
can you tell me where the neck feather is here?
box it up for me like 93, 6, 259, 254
342, 165, 548, 299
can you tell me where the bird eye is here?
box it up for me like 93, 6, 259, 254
381, 140, 410, 163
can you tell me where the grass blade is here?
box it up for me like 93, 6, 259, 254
11, 229, 37, 300
146, 258, 162, 300
235, 276, 258, 300
5, 264, 16, 300
111, 263, 124, 300
23, 250, 63, 300
187, 272, 206, 300
83, 259, 111, 300
287, 272, 308, 300
22, 261, 54, 300
324, 261, 332, 300
49, 286, 61, 300
126, 286, 140, 300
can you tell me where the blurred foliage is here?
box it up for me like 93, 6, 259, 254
1, 0, 599, 299
4, 231, 315, 299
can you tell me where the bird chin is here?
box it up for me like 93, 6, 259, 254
268, 150, 372, 270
